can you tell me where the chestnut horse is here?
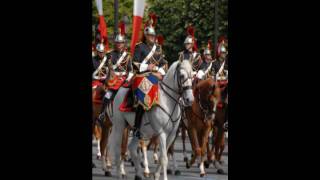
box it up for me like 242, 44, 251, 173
210, 79, 228, 174
184, 78, 221, 177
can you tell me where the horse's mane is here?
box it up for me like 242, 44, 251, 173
196, 78, 214, 89
164, 60, 192, 81
194, 78, 215, 96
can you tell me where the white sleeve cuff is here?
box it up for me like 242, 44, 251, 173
158, 67, 166, 75
139, 63, 148, 72
126, 72, 134, 81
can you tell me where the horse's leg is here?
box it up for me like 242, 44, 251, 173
119, 126, 129, 177
141, 141, 150, 178
100, 121, 112, 175
153, 140, 159, 164
187, 127, 201, 167
168, 141, 180, 176
107, 118, 125, 179
199, 123, 211, 176
167, 143, 173, 175
121, 126, 129, 161
181, 125, 188, 162
217, 126, 226, 164
207, 127, 214, 163
154, 132, 168, 180
150, 136, 159, 164
129, 137, 143, 180
96, 137, 101, 159
213, 116, 224, 174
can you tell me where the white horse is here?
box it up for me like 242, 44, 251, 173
108, 59, 194, 180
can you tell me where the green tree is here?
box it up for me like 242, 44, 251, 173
148, 0, 228, 64
92, 0, 228, 62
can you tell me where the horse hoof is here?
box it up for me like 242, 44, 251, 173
200, 173, 206, 177
154, 160, 158, 164
134, 175, 142, 180
92, 163, 96, 168
174, 170, 181, 176
144, 172, 150, 178
131, 161, 134, 167
183, 157, 188, 162
186, 162, 190, 169
107, 165, 112, 169
167, 169, 172, 174
104, 171, 112, 177
219, 160, 225, 165
122, 174, 127, 179
217, 169, 224, 174
204, 161, 210, 168
197, 163, 200, 168
96, 155, 101, 160
140, 162, 145, 168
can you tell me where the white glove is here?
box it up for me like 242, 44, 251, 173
139, 63, 148, 72
158, 67, 166, 76
196, 70, 205, 79
125, 72, 134, 82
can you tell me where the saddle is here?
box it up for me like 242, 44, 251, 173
119, 88, 135, 112
92, 80, 105, 104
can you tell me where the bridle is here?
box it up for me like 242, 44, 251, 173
154, 62, 193, 137
195, 82, 217, 121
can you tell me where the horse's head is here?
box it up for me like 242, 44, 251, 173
176, 60, 194, 106
195, 78, 221, 120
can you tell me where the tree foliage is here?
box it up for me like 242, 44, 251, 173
148, 0, 228, 63
92, 0, 228, 63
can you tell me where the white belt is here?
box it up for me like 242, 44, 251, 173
114, 71, 127, 76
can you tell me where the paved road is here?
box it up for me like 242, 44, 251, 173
92, 135, 228, 180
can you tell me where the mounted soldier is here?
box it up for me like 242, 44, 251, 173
213, 36, 228, 130
97, 21, 134, 122
132, 13, 168, 139
178, 25, 202, 77
196, 40, 214, 81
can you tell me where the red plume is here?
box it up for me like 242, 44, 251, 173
157, 35, 164, 45
98, 16, 109, 50
149, 12, 157, 27
207, 40, 212, 50
119, 21, 125, 35
193, 39, 198, 51
218, 36, 226, 43
186, 25, 194, 37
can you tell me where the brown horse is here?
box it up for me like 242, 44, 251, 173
184, 77, 221, 177
92, 84, 105, 159
210, 79, 228, 174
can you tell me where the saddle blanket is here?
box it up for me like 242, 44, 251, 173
107, 75, 126, 90
132, 73, 160, 111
